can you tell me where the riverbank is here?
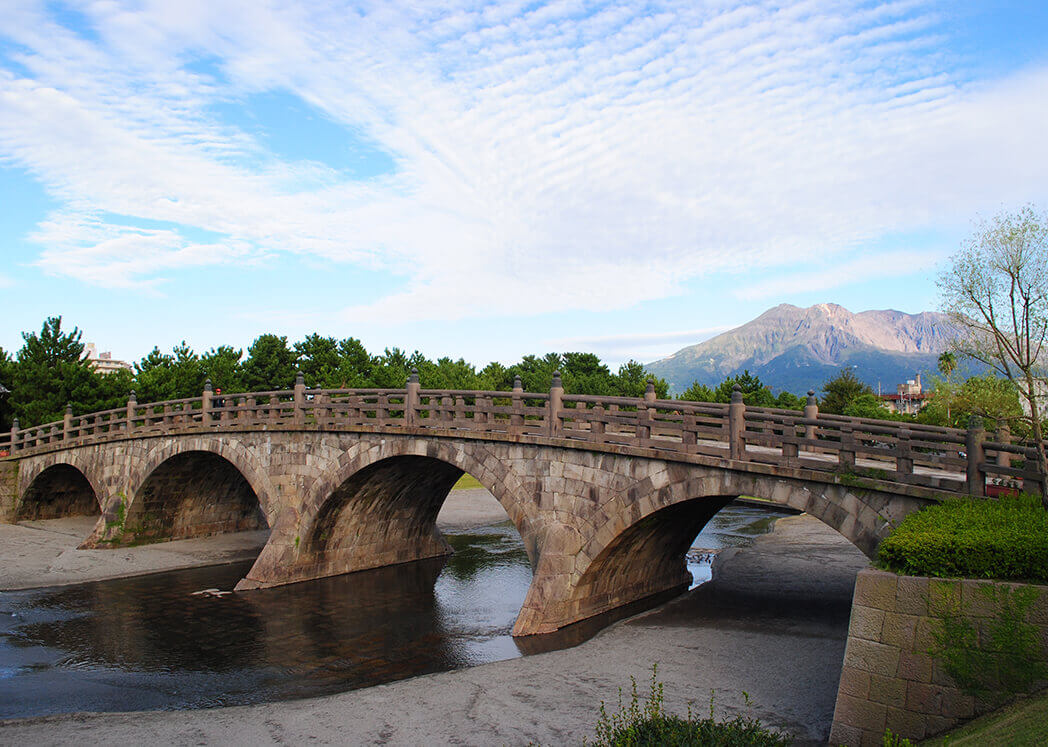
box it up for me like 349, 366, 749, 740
0, 487, 506, 591
0, 511, 869, 745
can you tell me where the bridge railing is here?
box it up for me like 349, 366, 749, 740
3, 372, 1045, 497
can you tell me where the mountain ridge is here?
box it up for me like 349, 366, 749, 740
647, 303, 960, 395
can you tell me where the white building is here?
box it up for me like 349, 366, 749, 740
84, 343, 132, 375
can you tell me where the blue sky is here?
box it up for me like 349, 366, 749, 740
1, 0, 1046, 370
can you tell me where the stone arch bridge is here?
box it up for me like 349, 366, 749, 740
1, 374, 1038, 636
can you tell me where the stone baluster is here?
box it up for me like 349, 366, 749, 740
995, 422, 1011, 468
728, 385, 746, 460
781, 417, 799, 466
405, 368, 420, 427
838, 423, 856, 471
475, 396, 489, 426
9, 419, 17, 452
126, 391, 137, 432
511, 375, 524, 432
202, 379, 213, 424
63, 403, 73, 442
592, 404, 605, 442
965, 415, 986, 496
644, 379, 656, 404
548, 371, 563, 436
293, 371, 305, 425
804, 390, 818, 442
896, 427, 913, 476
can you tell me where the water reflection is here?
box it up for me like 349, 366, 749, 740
0, 503, 789, 719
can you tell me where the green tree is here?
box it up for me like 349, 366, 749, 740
200, 346, 243, 393
714, 370, 775, 406
133, 342, 205, 402
476, 361, 513, 391
508, 353, 563, 393
295, 334, 342, 388
773, 390, 805, 410
938, 351, 957, 381
920, 374, 1024, 432
10, 317, 106, 426
334, 337, 373, 387
820, 368, 874, 415
369, 347, 415, 388
614, 360, 668, 398
241, 334, 297, 391
678, 380, 716, 402
939, 205, 1048, 500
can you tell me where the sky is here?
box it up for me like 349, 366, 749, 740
1, 0, 1046, 371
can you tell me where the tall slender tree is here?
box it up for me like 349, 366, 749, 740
939, 205, 1048, 502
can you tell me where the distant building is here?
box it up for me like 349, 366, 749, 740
84, 343, 132, 375
879, 372, 933, 415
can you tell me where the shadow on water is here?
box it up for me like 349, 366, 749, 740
0, 503, 791, 719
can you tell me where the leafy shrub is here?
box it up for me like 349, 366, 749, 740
591, 665, 791, 746
877, 494, 1048, 582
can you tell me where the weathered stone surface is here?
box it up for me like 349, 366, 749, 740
832, 569, 1048, 745
4, 424, 936, 636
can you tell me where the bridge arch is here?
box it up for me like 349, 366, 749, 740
301, 436, 537, 561
516, 468, 915, 635
128, 436, 279, 523
87, 437, 277, 547
17, 462, 102, 521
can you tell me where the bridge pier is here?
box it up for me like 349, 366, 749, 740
237, 455, 465, 590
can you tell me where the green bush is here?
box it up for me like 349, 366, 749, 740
590, 666, 791, 746
877, 494, 1048, 582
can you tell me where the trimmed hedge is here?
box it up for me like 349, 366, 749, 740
877, 494, 1048, 582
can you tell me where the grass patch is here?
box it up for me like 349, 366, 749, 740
921, 688, 1048, 746
876, 494, 1048, 582
589, 665, 791, 746
452, 473, 484, 490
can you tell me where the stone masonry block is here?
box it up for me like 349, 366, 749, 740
868, 673, 907, 708
880, 612, 918, 650
884, 705, 927, 742
848, 605, 886, 641
896, 649, 933, 683
905, 682, 945, 716
844, 638, 901, 677
854, 570, 898, 611
833, 692, 887, 733
895, 575, 930, 616
837, 666, 871, 700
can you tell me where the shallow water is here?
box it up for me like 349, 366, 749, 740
0, 503, 791, 719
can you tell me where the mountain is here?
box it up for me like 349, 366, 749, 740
647, 303, 962, 395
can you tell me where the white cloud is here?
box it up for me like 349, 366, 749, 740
0, 1, 1045, 320
734, 248, 948, 301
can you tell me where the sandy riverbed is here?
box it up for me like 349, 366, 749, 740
0, 488, 507, 591
0, 499, 868, 745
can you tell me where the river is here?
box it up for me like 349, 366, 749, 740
0, 502, 792, 719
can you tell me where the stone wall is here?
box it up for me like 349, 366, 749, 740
0, 460, 16, 523
830, 568, 1048, 746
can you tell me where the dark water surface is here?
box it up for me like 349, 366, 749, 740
0, 504, 791, 719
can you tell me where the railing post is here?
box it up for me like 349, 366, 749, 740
10, 419, 18, 452
548, 371, 563, 436
202, 379, 213, 423
63, 403, 73, 442
511, 375, 524, 431
293, 371, 305, 425
896, 427, 913, 476
644, 379, 656, 405
966, 415, 986, 496
839, 423, 856, 471
728, 385, 746, 460
126, 391, 137, 432
804, 390, 818, 441
405, 368, 419, 427
995, 422, 1011, 468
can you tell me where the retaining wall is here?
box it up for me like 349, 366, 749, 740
830, 568, 1048, 746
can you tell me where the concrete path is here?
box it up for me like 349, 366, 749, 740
0, 512, 868, 745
